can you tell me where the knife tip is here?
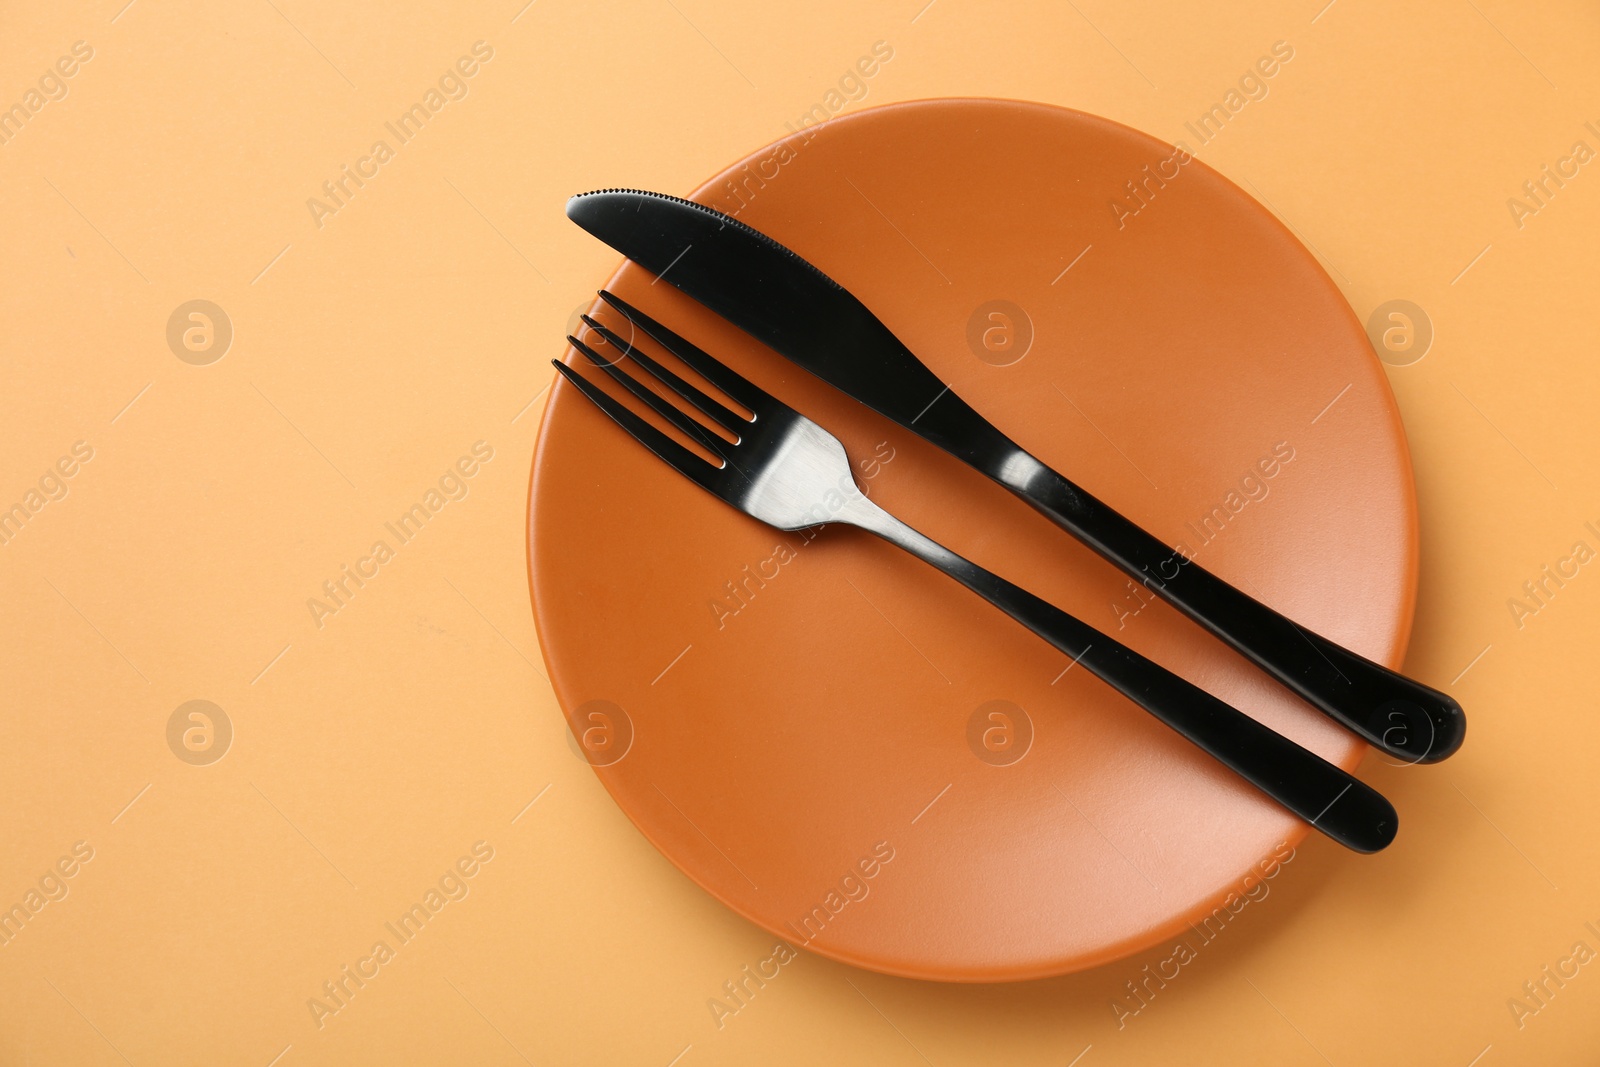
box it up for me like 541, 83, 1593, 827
566, 189, 627, 230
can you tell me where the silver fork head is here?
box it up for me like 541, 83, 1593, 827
555, 291, 869, 533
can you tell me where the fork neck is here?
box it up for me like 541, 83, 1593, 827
833, 487, 1100, 672
833, 492, 978, 583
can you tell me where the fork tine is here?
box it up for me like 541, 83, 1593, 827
595, 290, 770, 415
550, 361, 721, 492
567, 334, 732, 458
580, 317, 748, 438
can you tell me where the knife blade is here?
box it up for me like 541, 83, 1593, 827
566, 188, 1466, 764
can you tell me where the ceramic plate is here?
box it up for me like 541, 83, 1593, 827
528, 99, 1415, 981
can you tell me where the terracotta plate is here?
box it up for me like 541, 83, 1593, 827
528, 99, 1416, 981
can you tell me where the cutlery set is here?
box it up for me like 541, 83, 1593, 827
554, 187, 1467, 854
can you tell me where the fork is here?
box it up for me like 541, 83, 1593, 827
552, 291, 1398, 853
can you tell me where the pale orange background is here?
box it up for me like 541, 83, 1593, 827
0, 0, 1596, 1064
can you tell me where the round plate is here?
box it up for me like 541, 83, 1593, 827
529, 99, 1416, 982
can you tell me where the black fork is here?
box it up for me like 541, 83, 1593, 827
552, 291, 1398, 853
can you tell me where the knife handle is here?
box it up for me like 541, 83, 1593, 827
1004, 460, 1465, 764
842, 496, 1398, 853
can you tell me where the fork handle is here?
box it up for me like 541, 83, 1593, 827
838, 496, 1397, 853
996, 455, 1464, 764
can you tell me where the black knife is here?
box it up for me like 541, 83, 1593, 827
566, 188, 1466, 764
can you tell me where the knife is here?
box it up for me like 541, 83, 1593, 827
566, 188, 1466, 764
